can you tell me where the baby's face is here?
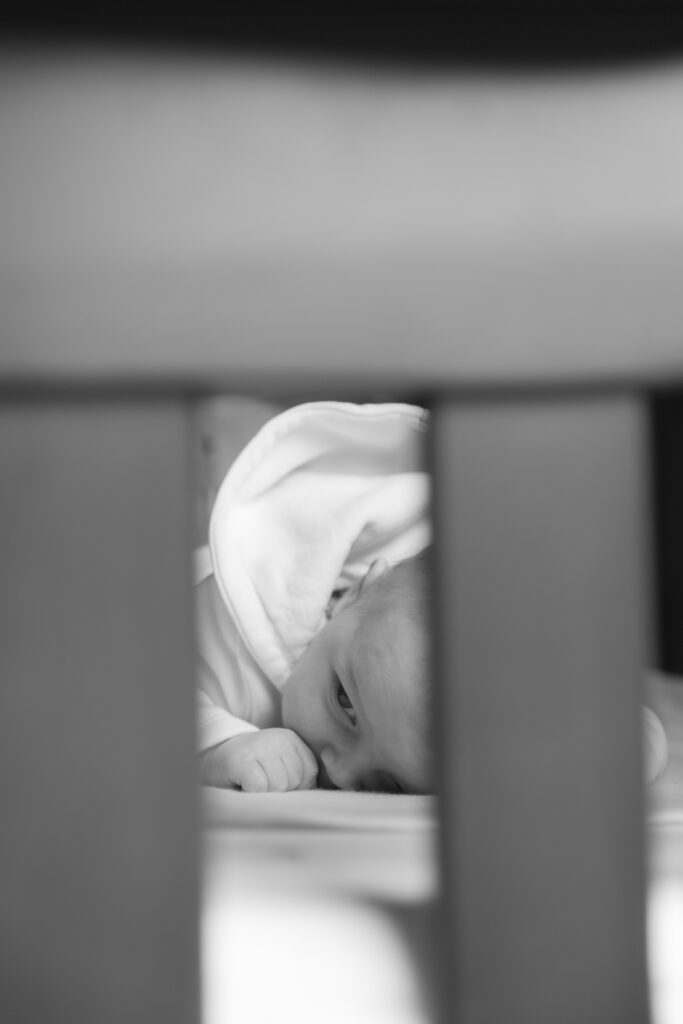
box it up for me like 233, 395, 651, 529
281, 601, 431, 794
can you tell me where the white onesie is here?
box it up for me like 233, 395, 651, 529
194, 401, 431, 753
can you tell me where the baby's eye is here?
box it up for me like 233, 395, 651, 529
335, 679, 356, 721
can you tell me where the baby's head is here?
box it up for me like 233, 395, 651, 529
281, 550, 433, 793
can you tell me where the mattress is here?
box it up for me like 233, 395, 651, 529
200, 676, 683, 1024
645, 673, 683, 1024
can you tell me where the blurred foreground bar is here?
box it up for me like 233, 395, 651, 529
0, 402, 198, 1024
434, 397, 651, 1024
2, 45, 683, 391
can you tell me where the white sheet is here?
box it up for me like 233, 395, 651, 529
201, 786, 437, 832
201, 675, 683, 1024
645, 674, 683, 1024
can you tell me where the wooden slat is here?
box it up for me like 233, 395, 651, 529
0, 400, 198, 1024
2, 48, 683, 386
433, 396, 650, 1024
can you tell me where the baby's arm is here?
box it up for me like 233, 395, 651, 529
200, 729, 319, 792
195, 637, 317, 791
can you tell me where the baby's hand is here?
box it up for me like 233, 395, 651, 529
200, 728, 318, 792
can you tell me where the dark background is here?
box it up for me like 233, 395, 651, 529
652, 391, 683, 676
3, 2, 683, 67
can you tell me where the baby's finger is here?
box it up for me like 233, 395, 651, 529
282, 750, 305, 790
236, 760, 269, 793
262, 755, 290, 793
291, 742, 318, 791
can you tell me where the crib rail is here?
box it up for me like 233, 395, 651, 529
2, 46, 683, 388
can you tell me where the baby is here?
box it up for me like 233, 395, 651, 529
194, 399, 433, 795
195, 398, 670, 796
200, 550, 433, 794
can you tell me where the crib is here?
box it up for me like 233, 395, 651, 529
1, 38, 683, 1024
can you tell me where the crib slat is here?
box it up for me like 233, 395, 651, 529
433, 397, 650, 1024
0, 401, 198, 1024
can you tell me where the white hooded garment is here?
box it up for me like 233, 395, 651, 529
194, 402, 431, 753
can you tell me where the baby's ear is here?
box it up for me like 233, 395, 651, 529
330, 557, 389, 617
360, 556, 389, 593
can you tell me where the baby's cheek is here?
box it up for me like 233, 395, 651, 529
280, 685, 296, 729
281, 676, 309, 732
288, 697, 326, 758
